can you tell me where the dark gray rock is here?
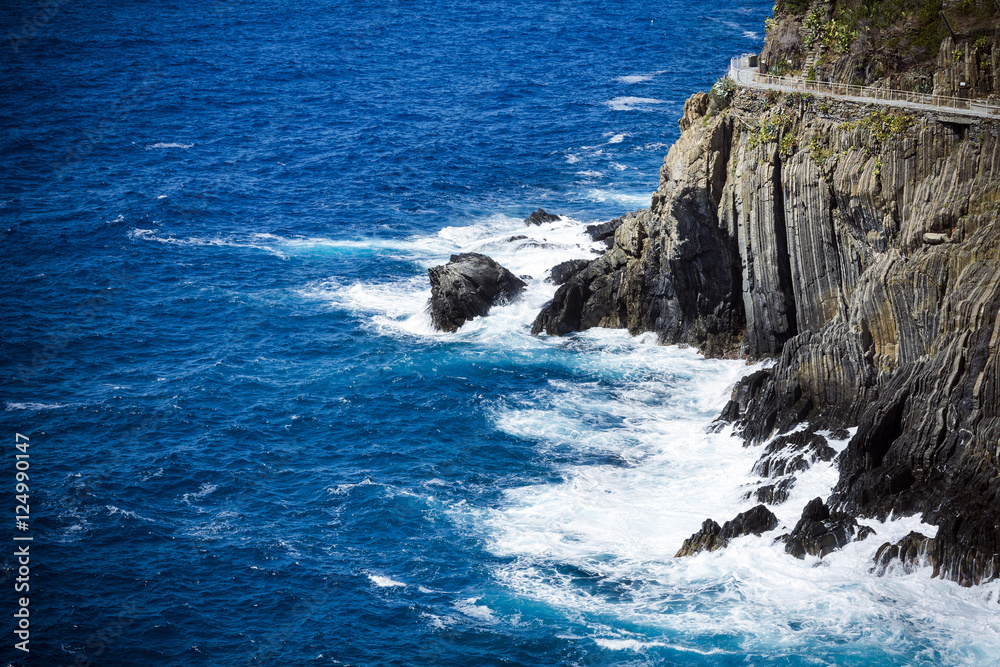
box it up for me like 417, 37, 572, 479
676, 505, 778, 557
524, 208, 560, 226
428, 253, 527, 332
720, 504, 780, 541
585, 212, 631, 249
547, 259, 591, 285
784, 498, 869, 559
675, 519, 723, 557
746, 478, 796, 505
872, 531, 936, 576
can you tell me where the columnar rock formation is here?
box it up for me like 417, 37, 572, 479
532, 78, 1000, 583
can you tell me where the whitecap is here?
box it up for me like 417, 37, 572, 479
584, 188, 650, 206
4, 402, 65, 411
146, 142, 193, 149
605, 97, 666, 111
181, 482, 218, 504
593, 637, 665, 651
454, 597, 496, 623
615, 70, 666, 84
368, 574, 406, 588
327, 478, 378, 495
421, 612, 457, 630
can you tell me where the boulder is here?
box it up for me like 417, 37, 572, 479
524, 208, 560, 226
428, 253, 527, 332
719, 504, 780, 541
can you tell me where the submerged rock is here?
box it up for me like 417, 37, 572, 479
428, 253, 527, 332
676, 504, 778, 557
524, 208, 560, 226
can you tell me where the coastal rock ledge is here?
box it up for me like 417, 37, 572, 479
531, 7, 1000, 584
428, 253, 526, 332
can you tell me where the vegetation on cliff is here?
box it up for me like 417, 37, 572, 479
763, 0, 999, 99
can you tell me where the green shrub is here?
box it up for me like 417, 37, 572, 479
809, 137, 832, 166
776, 0, 812, 15
803, 9, 826, 49
749, 112, 794, 149
840, 109, 915, 145
709, 77, 736, 112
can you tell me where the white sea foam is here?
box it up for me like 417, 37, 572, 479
467, 334, 1000, 663
327, 478, 378, 495
615, 70, 666, 84
454, 597, 496, 623
4, 402, 65, 410
147, 142, 193, 149
421, 612, 458, 629
585, 188, 650, 206
593, 637, 665, 651
368, 573, 406, 588
181, 482, 218, 505
607, 133, 625, 144
128, 228, 290, 259
605, 97, 666, 111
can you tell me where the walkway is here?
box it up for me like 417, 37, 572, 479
726, 54, 1000, 120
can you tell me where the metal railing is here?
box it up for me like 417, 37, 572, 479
727, 63, 1000, 117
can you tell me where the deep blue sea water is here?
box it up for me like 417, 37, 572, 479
4, 1, 1000, 665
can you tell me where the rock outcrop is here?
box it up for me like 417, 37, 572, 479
676, 504, 779, 557
524, 208, 561, 226
872, 531, 937, 576
532, 92, 746, 358
428, 253, 527, 332
547, 259, 591, 285
585, 211, 633, 249
530, 31, 1000, 580
784, 497, 873, 559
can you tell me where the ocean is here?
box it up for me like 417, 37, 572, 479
3, 0, 1000, 664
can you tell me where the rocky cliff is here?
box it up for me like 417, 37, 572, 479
533, 65, 1000, 583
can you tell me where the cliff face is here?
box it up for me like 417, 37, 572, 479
534, 85, 1000, 583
